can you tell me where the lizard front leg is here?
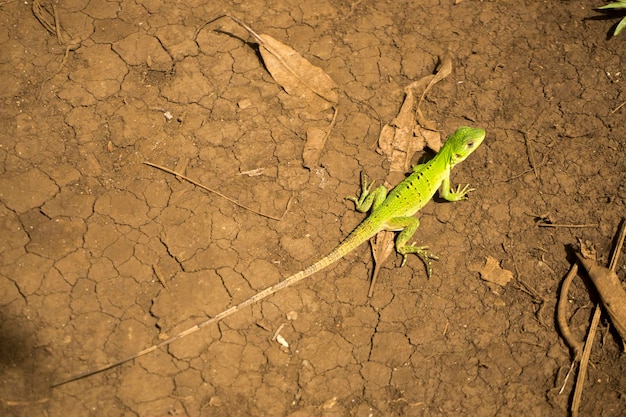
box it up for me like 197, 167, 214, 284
440, 174, 475, 202
345, 171, 388, 213
385, 216, 439, 278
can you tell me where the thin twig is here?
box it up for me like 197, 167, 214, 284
538, 223, 598, 228
152, 264, 169, 290
144, 162, 292, 221
559, 361, 577, 395
271, 323, 286, 341
38, 42, 81, 100
608, 218, 626, 270
32, 0, 55, 33
53, 5, 64, 44
524, 135, 538, 177
1, 397, 50, 406
505, 143, 553, 182
324, 106, 339, 145
516, 275, 548, 327
518, 111, 544, 179
33, 1, 81, 99
571, 305, 601, 417
610, 99, 626, 114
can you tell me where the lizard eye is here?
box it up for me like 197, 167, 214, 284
466, 141, 475, 148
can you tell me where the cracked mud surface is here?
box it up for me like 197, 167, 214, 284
2, 0, 626, 416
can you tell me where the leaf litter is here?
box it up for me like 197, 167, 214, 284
368, 53, 453, 291
53, 15, 471, 385
222, 15, 339, 168
227, 15, 339, 105
208, 17, 455, 289
377, 53, 452, 173
479, 256, 514, 294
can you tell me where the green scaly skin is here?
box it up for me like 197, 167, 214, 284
52, 126, 485, 387
345, 125, 486, 276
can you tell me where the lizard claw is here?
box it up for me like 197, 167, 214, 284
450, 184, 474, 201
346, 171, 378, 210
399, 244, 439, 278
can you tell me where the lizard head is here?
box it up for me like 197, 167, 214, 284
445, 126, 486, 167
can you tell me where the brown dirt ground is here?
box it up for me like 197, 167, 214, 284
1, 0, 626, 416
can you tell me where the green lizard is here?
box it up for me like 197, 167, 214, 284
52, 126, 485, 387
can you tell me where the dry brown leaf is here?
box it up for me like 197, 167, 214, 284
376, 54, 452, 173
259, 35, 339, 104
479, 256, 514, 292
576, 254, 626, 347
415, 54, 452, 151
416, 53, 452, 121
225, 16, 339, 168
376, 124, 395, 157
229, 16, 338, 104
414, 127, 441, 152
387, 84, 419, 172
368, 230, 396, 297
302, 127, 327, 169
378, 80, 422, 172
302, 107, 338, 168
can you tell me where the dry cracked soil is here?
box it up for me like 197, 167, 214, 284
1, 0, 626, 416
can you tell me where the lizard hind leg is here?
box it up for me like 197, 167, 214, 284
387, 216, 439, 278
345, 171, 388, 213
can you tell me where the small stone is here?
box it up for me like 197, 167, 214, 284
238, 98, 252, 109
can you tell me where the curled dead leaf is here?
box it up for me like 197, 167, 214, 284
416, 53, 452, 123
228, 15, 339, 104
376, 54, 451, 172
368, 230, 396, 297
479, 256, 513, 291
258, 35, 339, 104
303, 127, 327, 169
414, 127, 441, 153
376, 124, 395, 157
222, 15, 340, 168
576, 254, 626, 348
302, 107, 338, 169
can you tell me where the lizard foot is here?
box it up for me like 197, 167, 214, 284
447, 184, 475, 201
400, 245, 439, 278
345, 171, 374, 206
345, 171, 388, 213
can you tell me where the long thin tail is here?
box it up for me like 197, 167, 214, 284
52, 222, 375, 387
